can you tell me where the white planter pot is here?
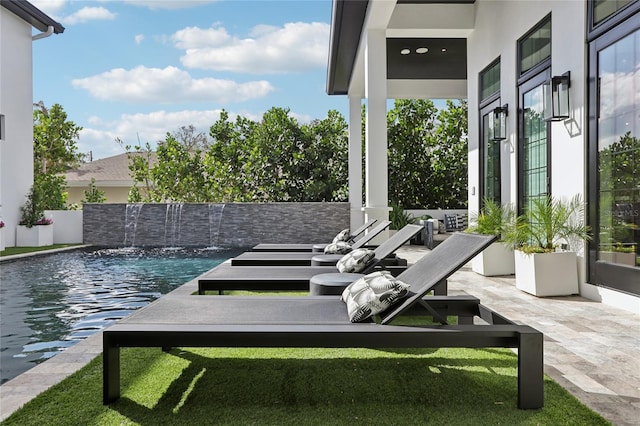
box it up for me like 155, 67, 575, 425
0, 229, 5, 251
16, 225, 54, 247
514, 250, 578, 297
471, 242, 515, 276
599, 251, 636, 267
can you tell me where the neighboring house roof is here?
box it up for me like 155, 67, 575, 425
65, 152, 157, 187
1, 0, 65, 34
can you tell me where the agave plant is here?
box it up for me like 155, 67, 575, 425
505, 195, 591, 253
467, 198, 515, 241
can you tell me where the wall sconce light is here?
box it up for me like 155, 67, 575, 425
489, 104, 508, 141
544, 71, 570, 121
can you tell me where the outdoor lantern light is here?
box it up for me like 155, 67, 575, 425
543, 71, 571, 121
489, 104, 508, 141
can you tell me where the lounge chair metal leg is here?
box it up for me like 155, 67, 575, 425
433, 279, 447, 295
518, 329, 544, 409
103, 335, 120, 404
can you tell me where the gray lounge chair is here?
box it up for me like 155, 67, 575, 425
103, 232, 543, 409
198, 224, 423, 294
229, 222, 413, 266
251, 219, 378, 252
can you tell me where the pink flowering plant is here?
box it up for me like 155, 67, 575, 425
0, 220, 4, 228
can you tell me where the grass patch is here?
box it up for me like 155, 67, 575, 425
2, 347, 609, 425
0, 244, 81, 257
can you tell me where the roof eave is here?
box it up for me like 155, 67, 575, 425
1, 0, 65, 34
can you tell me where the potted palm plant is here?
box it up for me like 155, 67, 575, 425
467, 199, 516, 276
505, 195, 591, 297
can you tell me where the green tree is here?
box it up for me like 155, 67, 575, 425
83, 178, 106, 203
32, 101, 83, 209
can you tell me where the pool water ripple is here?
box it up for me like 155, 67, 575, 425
0, 247, 238, 384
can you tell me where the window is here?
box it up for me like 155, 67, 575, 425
519, 16, 551, 76
479, 59, 502, 205
480, 60, 500, 102
593, 0, 633, 25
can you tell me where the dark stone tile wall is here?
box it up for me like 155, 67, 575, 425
83, 202, 350, 248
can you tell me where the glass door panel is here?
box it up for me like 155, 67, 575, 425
481, 105, 501, 204
521, 83, 549, 213
597, 28, 640, 269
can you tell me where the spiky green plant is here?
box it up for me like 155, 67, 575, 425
467, 198, 515, 241
505, 195, 591, 253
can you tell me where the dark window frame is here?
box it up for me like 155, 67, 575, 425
479, 99, 503, 206
479, 57, 501, 105
587, 8, 640, 296
588, 0, 640, 40
517, 14, 552, 81
517, 70, 552, 215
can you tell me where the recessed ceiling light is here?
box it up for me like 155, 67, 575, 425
416, 47, 428, 54
441, 48, 447, 52
400, 48, 411, 55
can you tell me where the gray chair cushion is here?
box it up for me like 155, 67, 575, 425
341, 271, 411, 322
309, 273, 364, 295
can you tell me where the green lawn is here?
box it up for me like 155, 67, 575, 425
0, 244, 82, 257
2, 346, 609, 426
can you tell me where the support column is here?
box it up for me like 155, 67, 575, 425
348, 95, 364, 231
364, 29, 389, 241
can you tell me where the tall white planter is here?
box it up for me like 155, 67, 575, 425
45, 210, 83, 244
16, 225, 53, 247
0, 228, 5, 251
471, 242, 515, 276
514, 250, 579, 297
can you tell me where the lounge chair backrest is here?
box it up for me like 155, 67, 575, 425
379, 232, 496, 324
363, 224, 423, 269
349, 219, 377, 242
351, 220, 392, 249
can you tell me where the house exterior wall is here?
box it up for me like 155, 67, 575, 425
0, 7, 35, 248
66, 186, 131, 205
467, 0, 587, 212
83, 202, 350, 248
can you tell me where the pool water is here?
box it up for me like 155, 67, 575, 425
0, 247, 239, 384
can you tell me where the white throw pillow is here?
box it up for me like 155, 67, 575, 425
336, 248, 375, 273
341, 271, 411, 322
332, 229, 351, 243
323, 241, 353, 254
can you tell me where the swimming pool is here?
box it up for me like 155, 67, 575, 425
0, 247, 240, 384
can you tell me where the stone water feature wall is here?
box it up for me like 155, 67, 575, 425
83, 203, 350, 248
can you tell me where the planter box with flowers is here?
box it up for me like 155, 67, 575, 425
0, 220, 5, 251
16, 185, 54, 247
17, 218, 53, 247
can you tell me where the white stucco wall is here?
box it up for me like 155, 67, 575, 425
0, 7, 35, 248
467, 0, 587, 213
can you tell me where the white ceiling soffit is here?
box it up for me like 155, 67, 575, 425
349, 1, 475, 98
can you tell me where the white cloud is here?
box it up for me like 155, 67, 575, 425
134, 34, 145, 45
71, 66, 274, 103
61, 6, 116, 25
176, 22, 330, 74
171, 26, 230, 49
123, 0, 218, 10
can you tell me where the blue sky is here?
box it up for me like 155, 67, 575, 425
31, 0, 346, 160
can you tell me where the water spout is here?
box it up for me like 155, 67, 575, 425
124, 203, 144, 247
208, 204, 225, 248
164, 203, 183, 248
